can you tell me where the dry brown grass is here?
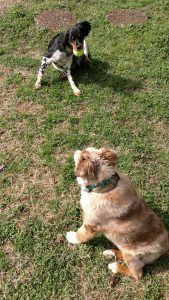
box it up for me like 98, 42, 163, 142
0, 0, 23, 15
16, 101, 46, 116
148, 119, 169, 151
1, 241, 35, 291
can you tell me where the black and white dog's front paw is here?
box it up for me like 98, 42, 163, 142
73, 87, 81, 96
35, 82, 42, 90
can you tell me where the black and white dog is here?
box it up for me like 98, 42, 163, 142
35, 21, 91, 96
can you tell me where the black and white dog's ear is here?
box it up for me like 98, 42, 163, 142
63, 31, 69, 46
78, 21, 91, 37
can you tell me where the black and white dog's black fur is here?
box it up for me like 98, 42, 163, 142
35, 21, 91, 96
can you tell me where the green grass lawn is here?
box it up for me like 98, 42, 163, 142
0, 0, 169, 299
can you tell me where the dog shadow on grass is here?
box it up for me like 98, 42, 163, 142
47, 58, 143, 95
73, 58, 143, 95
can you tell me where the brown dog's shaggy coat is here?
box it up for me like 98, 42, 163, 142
66, 147, 169, 279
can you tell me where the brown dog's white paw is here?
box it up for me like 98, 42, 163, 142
103, 250, 116, 257
35, 82, 41, 90
108, 262, 119, 274
66, 231, 81, 244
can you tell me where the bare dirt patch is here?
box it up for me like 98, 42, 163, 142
35, 9, 76, 31
107, 9, 147, 26
0, 133, 21, 153
16, 101, 46, 116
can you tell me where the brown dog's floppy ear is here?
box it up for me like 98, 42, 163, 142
99, 148, 117, 166
75, 150, 98, 179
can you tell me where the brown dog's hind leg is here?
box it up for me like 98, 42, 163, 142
103, 249, 123, 260
108, 253, 143, 280
122, 253, 143, 280
108, 262, 136, 278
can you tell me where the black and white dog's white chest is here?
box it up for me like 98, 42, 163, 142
51, 50, 73, 71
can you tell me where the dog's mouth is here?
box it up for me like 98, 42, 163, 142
70, 41, 83, 51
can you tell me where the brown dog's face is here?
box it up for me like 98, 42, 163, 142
74, 148, 117, 185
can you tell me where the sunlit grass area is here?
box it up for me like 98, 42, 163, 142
0, 0, 169, 299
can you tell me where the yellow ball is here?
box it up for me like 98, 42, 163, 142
73, 48, 84, 57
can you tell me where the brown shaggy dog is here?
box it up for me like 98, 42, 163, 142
66, 147, 169, 279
